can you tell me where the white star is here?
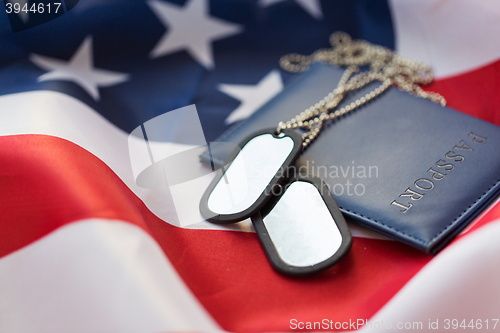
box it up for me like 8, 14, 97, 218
30, 36, 130, 101
219, 70, 284, 124
259, 0, 323, 20
147, 0, 243, 69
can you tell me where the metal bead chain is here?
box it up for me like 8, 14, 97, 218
278, 32, 446, 149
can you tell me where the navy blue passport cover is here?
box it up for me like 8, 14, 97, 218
201, 63, 500, 254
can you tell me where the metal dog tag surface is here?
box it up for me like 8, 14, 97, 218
200, 128, 302, 223
252, 175, 352, 276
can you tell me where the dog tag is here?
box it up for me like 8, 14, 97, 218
200, 128, 302, 223
252, 175, 352, 276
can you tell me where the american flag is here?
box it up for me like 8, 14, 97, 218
1, 0, 500, 332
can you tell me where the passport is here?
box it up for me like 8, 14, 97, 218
201, 63, 500, 254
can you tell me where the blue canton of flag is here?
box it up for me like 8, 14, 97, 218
0, 0, 394, 141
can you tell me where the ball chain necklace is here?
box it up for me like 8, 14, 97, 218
278, 32, 446, 148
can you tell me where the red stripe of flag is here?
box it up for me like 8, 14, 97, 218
0, 134, 433, 331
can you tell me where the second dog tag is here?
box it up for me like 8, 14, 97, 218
200, 128, 302, 223
252, 174, 352, 276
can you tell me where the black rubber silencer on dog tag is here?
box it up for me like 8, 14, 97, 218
200, 128, 303, 224
251, 174, 352, 276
